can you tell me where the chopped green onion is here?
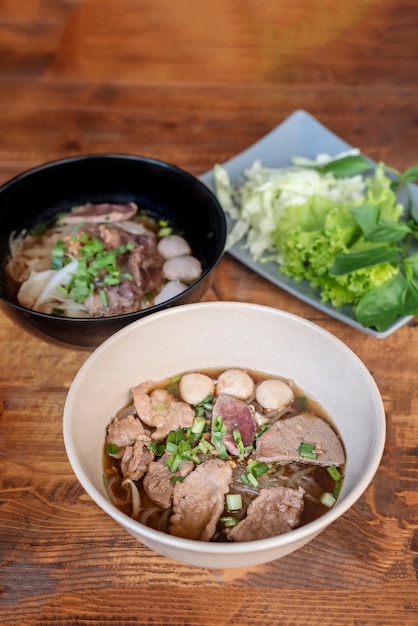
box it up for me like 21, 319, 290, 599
298, 441, 317, 460
99, 289, 108, 307
104, 272, 121, 285
226, 493, 243, 511
233, 429, 245, 459
297, 395, 308, 410
320, 492, 337, 508
148, 441, 165, 456
194, 395, 214, 417
255, 424, 270, 438
197, 439, 214, 454
165, 454, 182, 473
333, 481, 342, 498
246, 460, 258, 472
51, 240, 65, 269
171, 375, 182, 383
250, 461, 269, 477
211, 430, 228, 459
31, 222, 48, 236
165, 380, 180, 395
166, 441, 178, 455
107, 443, 118, 455
191, 417, 206, 434
158, 219, 172, 238
327, 466, 342, 481
240, 473, 250, 484
246, 472, 259, 488
212, 415, 226, 435
178, 440, 191, 459
52, 233, 138, 306
167, 428, 183, 444
171, 476, 185, 483
219, 516, 239, 527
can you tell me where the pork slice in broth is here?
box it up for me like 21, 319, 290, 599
227, 486, 305, 542
106, 414, 150, 450
131, 383, 195, 441
143, 457, 194, 509
120, 439, 155, 481
255, 413, 345, 466
60, 201, 138, 224
169, 458, 232, 541
212, 394, 256, 457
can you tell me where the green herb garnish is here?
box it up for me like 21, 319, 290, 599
298, 441, 317, 460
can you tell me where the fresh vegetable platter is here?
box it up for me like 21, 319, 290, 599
200, 111, 418, 337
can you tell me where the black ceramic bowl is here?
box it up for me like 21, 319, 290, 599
0, 154, 227, 349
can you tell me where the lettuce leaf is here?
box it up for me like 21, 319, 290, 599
214, 156, 418, 330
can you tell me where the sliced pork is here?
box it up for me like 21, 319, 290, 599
120, 439, 154, 481
131, 382, 195, 440
227, 486, 305, 542
60, 201, 138, 224
212, 394, 256, 457
169, 459, 232, 541
106, 414, 150, 450
256, 412, 345, 466
143, 457, 194, 509
106, 414, 154, 481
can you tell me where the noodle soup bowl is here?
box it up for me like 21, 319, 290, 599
0, 154, 226, 348
63, 301, 386, 569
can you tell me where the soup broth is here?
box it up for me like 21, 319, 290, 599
103, 368, 345, 543
4, 202, 201, 318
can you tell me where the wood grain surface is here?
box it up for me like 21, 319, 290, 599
0, 1, 417, 624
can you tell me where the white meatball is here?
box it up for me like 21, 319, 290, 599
255, 379, 294, 410
158, 235, 191, 260
154, 280, 187, 305
179, 372, 215, 405
163, 256, 202, 283
216, 369, 255, 401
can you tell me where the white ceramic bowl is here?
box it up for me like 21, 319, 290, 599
63, 302, 386, 568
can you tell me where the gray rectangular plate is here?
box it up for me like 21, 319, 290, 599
200, 109, 418, 338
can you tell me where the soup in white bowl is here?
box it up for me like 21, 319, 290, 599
63, 301, 385, 568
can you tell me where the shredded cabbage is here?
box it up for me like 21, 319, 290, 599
214, 156, 404, 312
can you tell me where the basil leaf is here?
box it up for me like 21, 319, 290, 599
402, 166, 418, 183
314, 155, 372, 178
350, 204, 411, 242
404, 252, 418, 274
330, 246, 399, 275
355, 273, 407, 331
403, 277, 418, 315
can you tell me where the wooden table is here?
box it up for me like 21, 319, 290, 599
1, 2, 417, 624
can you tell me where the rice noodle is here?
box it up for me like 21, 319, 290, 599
122, 478, 141, 519
106, 474, 132, 507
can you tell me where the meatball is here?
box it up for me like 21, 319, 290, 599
216, 369, 255, 401
179, 372, 215, 405
255, 379, 294, 410
163, 256, 202, 283
158, 235, 191, 259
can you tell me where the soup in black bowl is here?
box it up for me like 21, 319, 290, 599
0, 154, 227, 348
